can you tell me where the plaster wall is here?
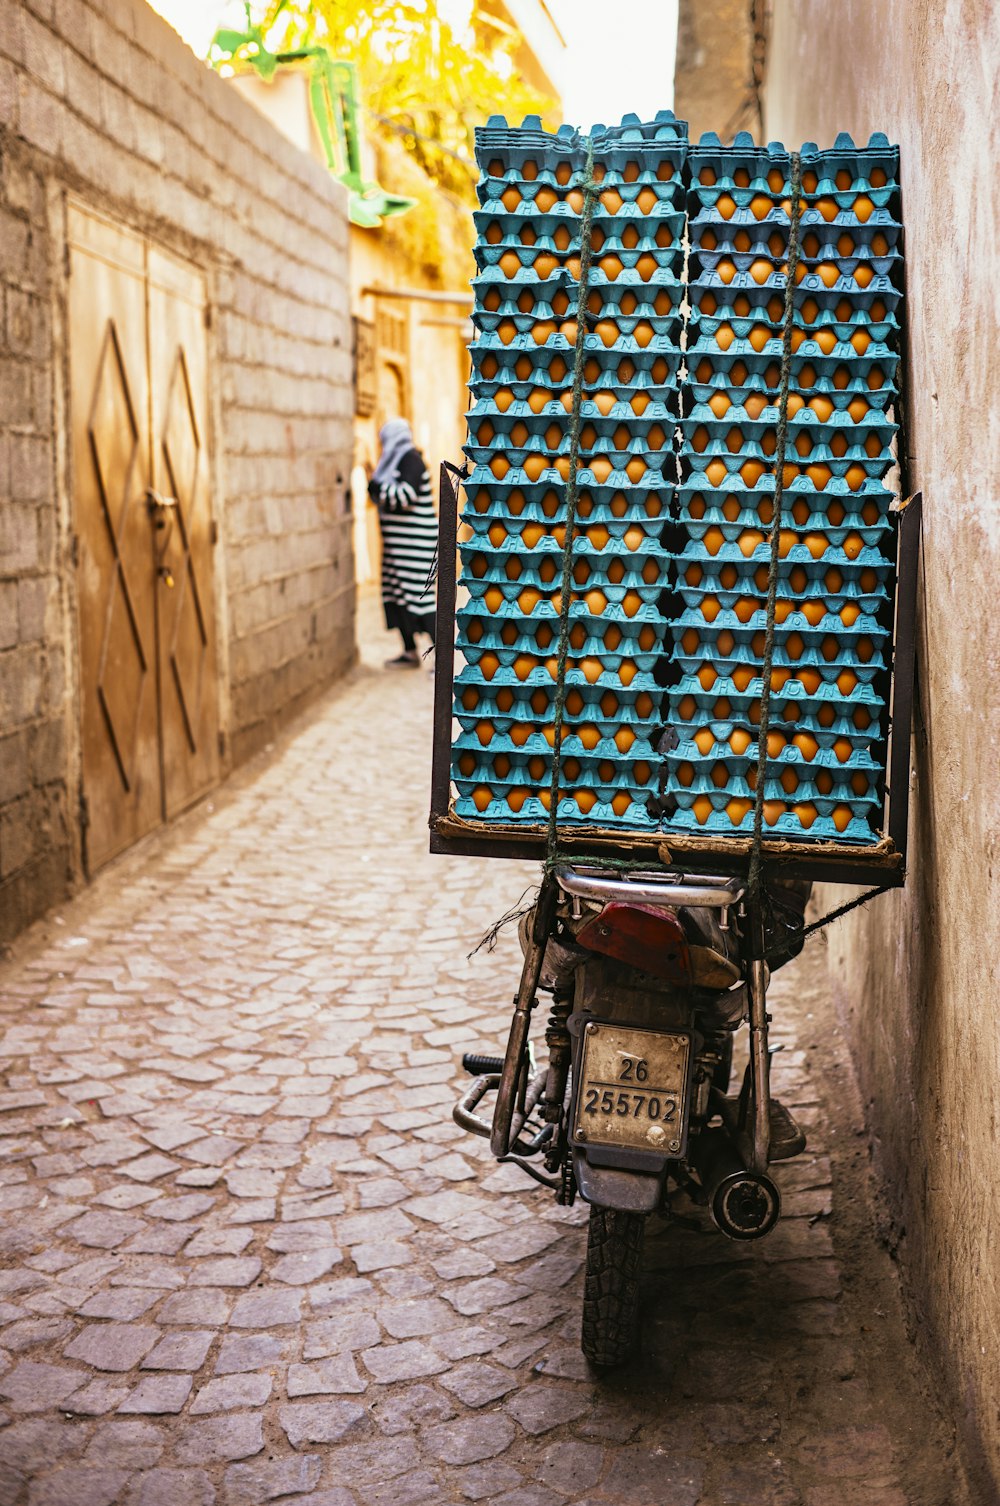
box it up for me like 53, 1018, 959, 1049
763, 3, 1000, 1490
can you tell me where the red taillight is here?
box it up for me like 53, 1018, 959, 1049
576, 902, 691, 982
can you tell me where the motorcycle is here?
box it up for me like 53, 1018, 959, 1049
454, 863, 810, 1366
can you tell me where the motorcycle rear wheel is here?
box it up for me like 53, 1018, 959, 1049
581, 1206, 646, 1368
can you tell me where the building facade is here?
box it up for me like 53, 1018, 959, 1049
0, 0, 355, 940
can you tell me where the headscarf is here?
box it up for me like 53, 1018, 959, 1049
372, 418, 415, 488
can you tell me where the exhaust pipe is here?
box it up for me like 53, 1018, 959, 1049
690, 1128, 781, 1241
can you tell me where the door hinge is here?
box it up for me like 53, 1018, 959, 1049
210, 519, 219, 546
204, 304, 212, 330
217, 730, 226, 758
69, 532, 80, 567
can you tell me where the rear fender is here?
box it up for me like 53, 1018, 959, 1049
573, 1153, 664, 1213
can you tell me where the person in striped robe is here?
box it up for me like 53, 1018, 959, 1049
367, 419, 438, 667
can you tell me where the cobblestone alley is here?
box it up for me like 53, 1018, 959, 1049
0, 604, 967, 1506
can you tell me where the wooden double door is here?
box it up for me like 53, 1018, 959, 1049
68, 204, 220, 874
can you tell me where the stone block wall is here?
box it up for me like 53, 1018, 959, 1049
0, 0, 355, 941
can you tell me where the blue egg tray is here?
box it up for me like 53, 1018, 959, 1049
454, 791, 660, 829
461, 475, 671, 522
685, 350, 900, 406
454, 118, 904, 843
663, 695, 886, 757
687, 130, 898, 207
666, 802, 881, 845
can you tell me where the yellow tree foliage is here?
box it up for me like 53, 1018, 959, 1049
256, 0, 553, 202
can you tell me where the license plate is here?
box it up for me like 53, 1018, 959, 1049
573, 1021, 691, 1156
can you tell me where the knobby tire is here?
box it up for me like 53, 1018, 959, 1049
581, 1206, 646, 1368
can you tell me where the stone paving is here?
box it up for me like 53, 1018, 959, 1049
0, 601, 967, 1506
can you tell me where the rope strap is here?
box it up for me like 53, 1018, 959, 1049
545, 135, 599, 873
746, 152, 804, 909
763, 882, 892, 966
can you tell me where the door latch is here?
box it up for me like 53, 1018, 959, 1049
146, 488, 178, 527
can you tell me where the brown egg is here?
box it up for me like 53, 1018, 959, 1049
688, 794, 711, 824
831, 804, 853, 832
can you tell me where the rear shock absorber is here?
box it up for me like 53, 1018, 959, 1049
540, 990, 572, 1125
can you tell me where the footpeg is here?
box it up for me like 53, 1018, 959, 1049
714, 1087, 807, 1165
766, 1097, 806, 1161
462, 1052, 504, 1076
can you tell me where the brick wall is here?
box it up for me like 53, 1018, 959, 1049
0, 0, 355, 941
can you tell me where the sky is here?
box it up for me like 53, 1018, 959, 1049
147, 0, 678, 128
547, 0, 678, 131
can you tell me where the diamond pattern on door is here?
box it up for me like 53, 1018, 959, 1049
88, 319, 149, 792
160, 348, 209, 752
88, 320, 141, 544
97, 567, 148, 792
148, 242, 220, 821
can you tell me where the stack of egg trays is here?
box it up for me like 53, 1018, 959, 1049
663, 130, 902, 844
454, 112, 689, 828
